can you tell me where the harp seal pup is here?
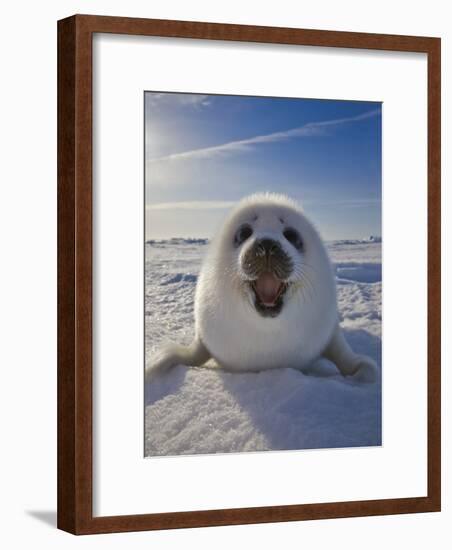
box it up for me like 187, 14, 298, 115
146, 193, 377, 383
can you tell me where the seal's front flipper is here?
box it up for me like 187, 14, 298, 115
346, 355, 379, 383
322, 324, 378, 384
145, 337, 211, 383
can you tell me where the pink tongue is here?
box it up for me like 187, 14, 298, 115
254, 272, 283, 306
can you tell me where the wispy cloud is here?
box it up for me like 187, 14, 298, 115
146, 200, 235, 211
146, 92, 211, 109
310, 198, 381, 208
337, 199, 381, 208
147, 108, 380, 165
145, 198, 380, 211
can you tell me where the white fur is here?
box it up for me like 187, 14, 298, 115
146, 193, 377, 383
195, 193, 337, 371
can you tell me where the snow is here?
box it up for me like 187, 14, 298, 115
145, 239, 382, 457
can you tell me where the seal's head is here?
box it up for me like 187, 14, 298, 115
232, 199, 307, 318
195, 193, 337, 371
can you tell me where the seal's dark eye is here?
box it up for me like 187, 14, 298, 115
283, 227, 303, 250
234, 224, 253, 246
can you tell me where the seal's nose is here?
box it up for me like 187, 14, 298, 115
255, 238, 281, 257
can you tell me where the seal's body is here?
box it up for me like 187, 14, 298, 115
147, 193, 377, 382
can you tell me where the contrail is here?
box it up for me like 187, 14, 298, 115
147, 108, 381, 164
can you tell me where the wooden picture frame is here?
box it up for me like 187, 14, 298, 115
58, 14, 441, 535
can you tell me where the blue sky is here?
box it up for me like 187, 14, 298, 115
145, 92, 381, 240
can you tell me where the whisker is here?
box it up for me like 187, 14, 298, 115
297, 267, 316, 303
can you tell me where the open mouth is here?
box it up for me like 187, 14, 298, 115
250, 272, 288, 317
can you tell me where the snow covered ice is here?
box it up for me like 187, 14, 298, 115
145, 238, 382, 456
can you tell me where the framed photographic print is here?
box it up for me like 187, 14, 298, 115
58, 15, 441, 534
